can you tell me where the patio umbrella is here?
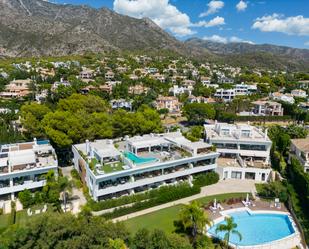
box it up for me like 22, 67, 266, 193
214, 198, 217, 208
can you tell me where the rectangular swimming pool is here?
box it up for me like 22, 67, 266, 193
124, 151, 157, 165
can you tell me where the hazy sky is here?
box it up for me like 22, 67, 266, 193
52, 0, 309, 49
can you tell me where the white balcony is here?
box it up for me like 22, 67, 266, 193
95, 163, 216, 197
0, 180, 46, 195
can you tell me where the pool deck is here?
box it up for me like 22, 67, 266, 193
206, 199, 288, 220
206, 200, 303, 249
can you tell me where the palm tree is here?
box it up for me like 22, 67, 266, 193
215, 217, 242, 249
180, 200, 212, 239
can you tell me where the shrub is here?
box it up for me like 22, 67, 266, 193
18, 189, 34, 208
256, 181, 288, 202
193, 172, 219, 187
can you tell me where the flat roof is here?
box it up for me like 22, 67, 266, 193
204, 123, 270, 142
9, 150, 36, 166
291, 138, 309, 153
127, 135, 169, 149
92, 140, 121, 158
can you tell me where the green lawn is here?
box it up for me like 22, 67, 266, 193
102, 162, 124, 173
124, 205, 182, 234
123, 192, 248, 234
0, 204, 56, 231
0, 213, 10, 230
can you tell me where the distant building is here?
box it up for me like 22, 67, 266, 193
110, 99, 132, 110
169, 85, 193, 96
151, 73, 166, 83
105, 71, 115, 80
271, 92, 295, 104
51, 80, 71, 91
290, 138, 309, 173
291, 89, 307, 99
214, 89, 236, 102
218, 77, 234, 84
128, 85, 149, 95
155, 96, 182, 113
251, 100, 284, 116
0, 79, 31, 99
79, 69, 94, 79
187, 96, 216, 104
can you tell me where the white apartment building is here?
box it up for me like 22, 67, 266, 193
214, 89, 236, 102
72, 131, 220, 201
290, 138, 309, 173
204, 122, 272, 182
0, 139, 58, 200
291, 89, 307, 99
169, 85, 193, 96
252, 100, 284, 116
214, 84, 256, 102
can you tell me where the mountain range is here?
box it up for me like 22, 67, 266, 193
185, 38, 309, 71
0, 0, 308, 71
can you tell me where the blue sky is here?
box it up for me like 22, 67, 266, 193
52, 0, 309, 49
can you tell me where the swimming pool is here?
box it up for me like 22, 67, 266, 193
124, 151, 157, 165
208, 211, 295, 246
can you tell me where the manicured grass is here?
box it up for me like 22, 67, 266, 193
0, 214, 10, 229
0, 204, 56, 232
103, 162, 124, 173
123, 192, 248, 234
124, 205, 182, 234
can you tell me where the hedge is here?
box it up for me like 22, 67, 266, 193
287, 157, 309, 243
193, 172, 219, 188
101, 183, 200, 219
89, 172, 219, 212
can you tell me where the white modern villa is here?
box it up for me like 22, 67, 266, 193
72, 131, 220, 201
290, 138, 309, 173
204, 122, 272, 182
0, 139, 58, 200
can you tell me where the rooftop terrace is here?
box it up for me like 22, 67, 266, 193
74, 131, 215, 176
0, 140, 57, 174
204, 122, 270, 142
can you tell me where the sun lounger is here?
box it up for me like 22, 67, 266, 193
209, 206, 217, 213
217, 203, 224, 210
242, 200, 249, 207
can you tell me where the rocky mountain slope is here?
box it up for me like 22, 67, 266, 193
0, 0, 205, 57
186, 38, 309, 71
0, 0, 308, 71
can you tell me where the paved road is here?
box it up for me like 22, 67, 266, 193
112, 179, 256, 222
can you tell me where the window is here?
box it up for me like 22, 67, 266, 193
241, 130, 250, 137
221, 129, 230, 136
245, 172, 255, 180
231, 171, 242, 179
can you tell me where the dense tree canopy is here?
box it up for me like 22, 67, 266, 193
183, 103, 216, 124
20, 94, 163, 148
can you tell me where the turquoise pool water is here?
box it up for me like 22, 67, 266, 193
208, 211, 295, 246
124, 152, 157, 165
37, 140, 50, 145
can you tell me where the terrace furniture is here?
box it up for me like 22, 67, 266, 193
27, 208, 33, 216
274, 198, 281, 209
35, 209, 41, 214
217, 203, 224, 210
209, 206, 217, 213
42, 204, 47, 213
